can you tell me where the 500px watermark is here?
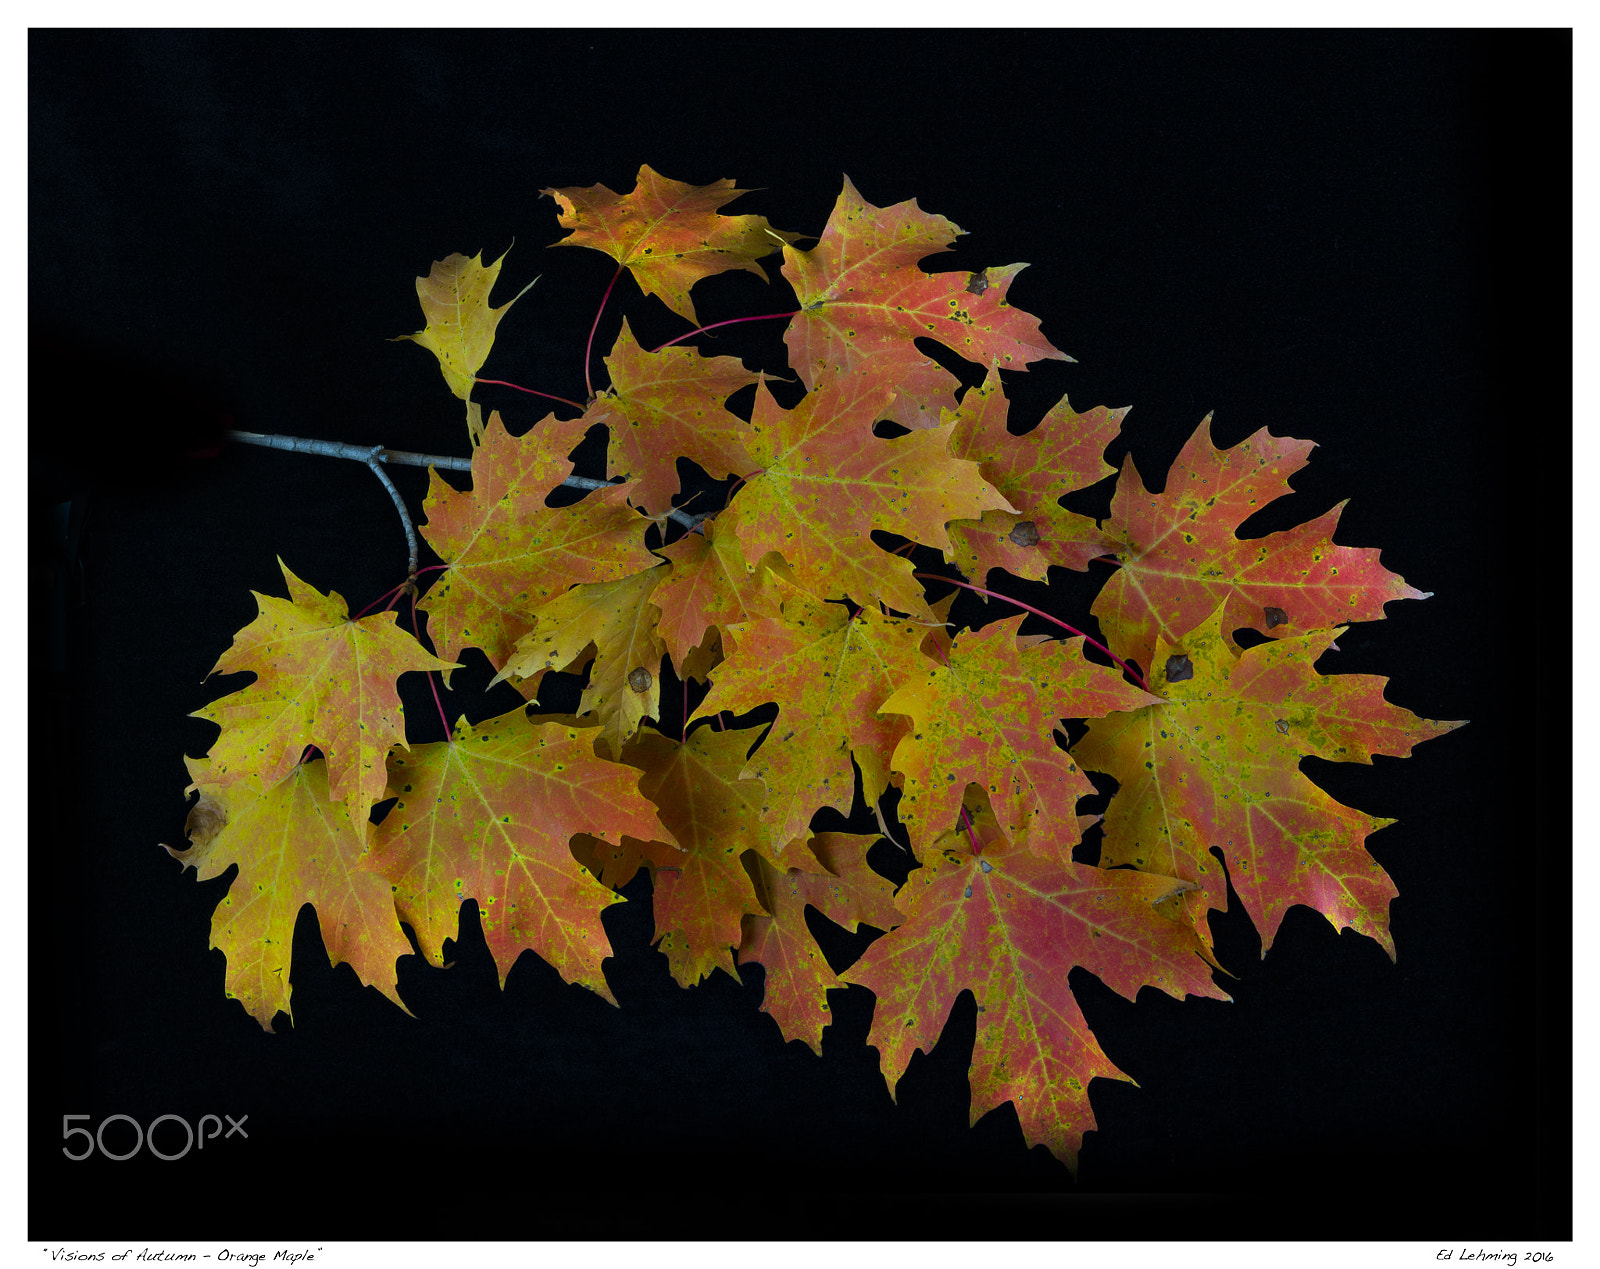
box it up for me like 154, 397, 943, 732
61, 1113, 248, 1161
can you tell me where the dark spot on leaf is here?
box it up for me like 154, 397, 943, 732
1264, 606, 1288, 629
1275, 719, 1289, 735
965, 269, 990, 296
1008, 520, 1040, 547
1165, 654, 1194, 683
628, 667, 653, 693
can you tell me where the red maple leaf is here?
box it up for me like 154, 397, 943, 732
846, 810, 1226, 1170
782, 177, 1067, 429
1092, 415, 1429, 671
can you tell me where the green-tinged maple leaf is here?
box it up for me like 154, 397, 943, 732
609, 727, 773, 988
1073, 605, 1464, 959
1092, 415, 1429, 671
945, 367, 1124, 583
364, 710, 676, 998
193, 559, 454, 832
417, 410, 657, 678
395, 249, 534, 401
723, 368, 1014, 620
493, 565, 668, 759
845, 814, 1226, 1171
164, 758, 412, 1031
877, 616, 1161, 861
544, 164, 799, 325
596, 320, 760, 516
782, 178, 1067, 429
738, 831, 902, 1054
652, 519, 789, 666
692, 574, 927, 848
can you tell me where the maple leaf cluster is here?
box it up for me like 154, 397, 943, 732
166, 165, 1463, 1172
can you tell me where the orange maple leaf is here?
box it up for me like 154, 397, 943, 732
365, 711, 676, 998
544, 164, 799, 324
722, 368, 1014, 620
945, 367, 1125, 583
782, 177, 1068, 429
610, 727, 773, 988
596, 319, 760, 516
878, 616, 1160, 861
693, 573, 927, 848
417, 410, 658, 678
738, 831, 902, 1054
652, 518, 789, 667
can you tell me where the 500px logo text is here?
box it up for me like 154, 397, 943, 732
61, 1113, 248, 1161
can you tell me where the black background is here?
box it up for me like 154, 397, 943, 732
30, 29, 1570, 1243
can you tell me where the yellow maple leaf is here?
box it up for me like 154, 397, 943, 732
494, 565, 669, 759
164, 758, 414, 1031
395, 248, 536, 400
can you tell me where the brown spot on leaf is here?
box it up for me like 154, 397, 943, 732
627, 667, 653, 693
1264, 606, 1288, 629
1165, 654, 1194, 683
1008, 520, 1040, 547
183, 796, 227, 849
965, 269, 990, 296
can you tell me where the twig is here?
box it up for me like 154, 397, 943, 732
228, 429, 472, 472
359, 443, 420, 583
225, 429, 706, 549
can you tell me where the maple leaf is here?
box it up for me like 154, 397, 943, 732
363, 710, 676, 998
738, 831, 902, 1054
164, 758, 413, 1031
1072, 604, 1464, 959
877, 616, 1160, 861
652, 519, 790, 666
845, 814, 1226, 1171
193, 559, 454, 832
395, 249, 535, 400
1091, 415, 1429, 671
610, 727, 772, 987
544, 164, 799, 325
568, 831, 657, 892
782, 177, 1067, 429
693, 573, 927, 848
417, 410, 657, 678
594, 320, 760, 516
722, 368, 1014, 620
494, 565, 669, 759
945, 367, 1124, 583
